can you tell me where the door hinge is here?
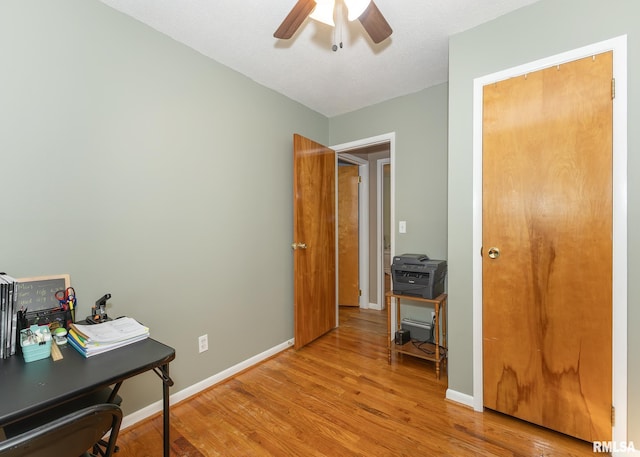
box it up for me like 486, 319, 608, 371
358, 176, 362, 183
612, 405, 616, 426
612, 78, 616, 100
359, 289, 362, 297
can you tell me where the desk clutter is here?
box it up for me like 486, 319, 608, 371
67, 318, 149, 358
19, 325, 52, 363
1, 271, 149, 362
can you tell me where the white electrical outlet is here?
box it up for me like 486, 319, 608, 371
198, 334, 208, 353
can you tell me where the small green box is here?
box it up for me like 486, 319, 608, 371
20, 325, 52, 363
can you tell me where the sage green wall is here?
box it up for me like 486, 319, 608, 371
448, 0, 640, 439
330, 84, 449, 259
0, 0, 327, 414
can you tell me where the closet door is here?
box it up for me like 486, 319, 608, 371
482, 52, 613, 441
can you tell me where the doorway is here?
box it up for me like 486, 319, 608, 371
333, 133, 395, 318
337, 159, 362, 307
378, 159, 391, 301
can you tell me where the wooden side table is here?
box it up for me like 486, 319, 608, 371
386, 291, 447, 379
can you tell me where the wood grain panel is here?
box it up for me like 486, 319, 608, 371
482, 52, 613, 441
338, 164, 360, 307
293, 134, 336, 349
117, 308, 596, 456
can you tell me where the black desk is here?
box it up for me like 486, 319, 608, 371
0, 338, 175, 457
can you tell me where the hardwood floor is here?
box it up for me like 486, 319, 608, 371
117, 307, 598, 456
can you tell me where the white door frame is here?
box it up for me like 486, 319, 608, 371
471, 36, 628, 443
338, 153, 370, 309
377, 158, 391, 311
333, 133, 396, 315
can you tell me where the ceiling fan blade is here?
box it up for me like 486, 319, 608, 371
358, 1, 392, 44
274, 0, 317, 39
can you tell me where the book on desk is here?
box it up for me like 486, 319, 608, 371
67, 317, 149, 358
0, 273, 18, 359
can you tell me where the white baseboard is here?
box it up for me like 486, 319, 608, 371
120, 338, 295, 431
367, 301, 382, 311
445, 388, 474, 408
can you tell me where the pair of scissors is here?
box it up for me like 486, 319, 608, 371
55, 287, 76, 309
55, 287, 77, 323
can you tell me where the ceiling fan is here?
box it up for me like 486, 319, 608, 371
274, 0, 392, 44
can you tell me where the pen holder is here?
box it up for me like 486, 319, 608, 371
20, 325, 52, 363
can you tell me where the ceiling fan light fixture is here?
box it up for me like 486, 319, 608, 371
309, 0, 335, 26
344, 0, 371, 21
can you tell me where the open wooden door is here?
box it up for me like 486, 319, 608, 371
293, 134, 336, 349
482, 52, 613, 441
338, 164, 360, 307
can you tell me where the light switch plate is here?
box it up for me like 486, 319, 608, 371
399, 220, 407, 233
198, 334, 208, 353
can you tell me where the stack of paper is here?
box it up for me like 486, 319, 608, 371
67, 317, 149, 357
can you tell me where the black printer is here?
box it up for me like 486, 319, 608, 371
391, 254, 447, 299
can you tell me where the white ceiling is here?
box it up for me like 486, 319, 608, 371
99, 0, 539, 117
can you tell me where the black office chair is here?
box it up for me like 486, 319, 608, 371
0, 403, 122, 457
2, 387, 122, 456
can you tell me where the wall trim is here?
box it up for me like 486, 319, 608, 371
120, 338, 295, 431
446, 389, 474, 409
472, 35, 628, 444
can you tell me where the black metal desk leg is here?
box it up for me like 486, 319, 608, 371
164, 365, 169, 457
162, 363, 171, 457
153, 363, 174, 457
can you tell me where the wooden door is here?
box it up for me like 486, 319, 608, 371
338, 164, 360, 307
482, 52, 613, 442
293, 134, 336, 349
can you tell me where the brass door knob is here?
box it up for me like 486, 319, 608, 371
291, 242, 308, 250
488, 247, 500, 259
